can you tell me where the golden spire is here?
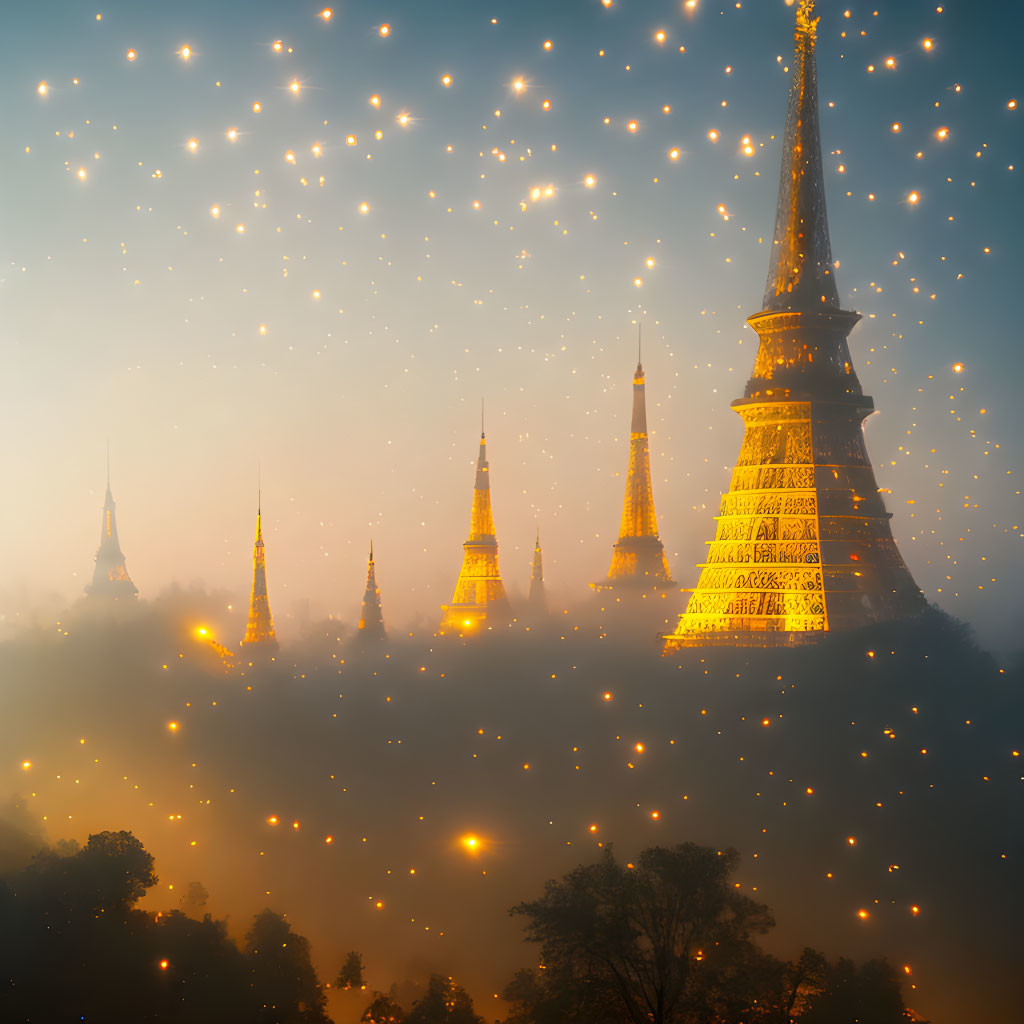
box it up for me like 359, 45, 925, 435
528, 528, 547, 612
439, 416, 512, 634
86, 454, 138, 600
763, 0, 839, 312
357, 541, 387, 641
242, 493, 277, 649
591, 332, 673, 591
664, 1, 922, 651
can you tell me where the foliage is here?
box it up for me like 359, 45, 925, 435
404, 974, 484, 1024
337, 949, 366, 990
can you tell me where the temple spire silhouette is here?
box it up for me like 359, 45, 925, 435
86, 454, 138, 600
528, 529, 547, 614
356, 541, 387, 642
241, 490, 278, 650
665, 0, 922, 650
439, 413, 512, 634
592, 327, 673, 592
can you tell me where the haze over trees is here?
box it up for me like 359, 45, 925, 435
0, 826, 916, 1023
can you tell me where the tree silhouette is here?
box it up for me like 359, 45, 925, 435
404, 974, 484, 1024
244, 909, 330, 1023
361, 990, 407, 1022
336, 950, 366, 990
509, 844, 774, 1024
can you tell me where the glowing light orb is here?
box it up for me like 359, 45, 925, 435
285, 150, 296, 163
358, 202, 370, 214
167, 722, 179, 732
235, 224, 245, 233
603, 692, 613, 701
312, 289, 321, 299
626, 120, 639, 133
635, 742, 645, 753
325, 835, 333, 844
847, 836, 857, 846
936, 126, 949, 140
226, 127, 239, 141
267, 816, 279, 826
645, 257, 655, 268
252, 101, 262, 113
543, 40, 553, 50
460, 834, 482, 851
707, 129, 719, 142
321, 8, 333, 20
37, 81, 48, 96
186, 137, 199, 153
583, 174, 596, 188
126, 49, 137, 62
369, 94, 381, 107
311, 142, 322, 157
891, 122, 901, 133
76, 167, 87, 181
21, 761, 31, 770
633, 277, 643, 287
272, 40, 283, 53
741, 134, 755, 156
761, 718, 770, 727
668, 147, 681, 161
346, 134, 357, 146
588, 824, 598, 833
907, 191, 920, 204
379, 23, 390, 36
541, 99, 551, 111
441, 74, 452, 87
650, 810, 660, 820
396, 112, 411, 126
179, 45, 192, 61
952, 362, 964, 373
159, 960, 169, 971
654, 29, 666, 44
857, 909, 870, 919
289, 80, 301, 95
922, 37, 934, 50
512, 78, 525, 93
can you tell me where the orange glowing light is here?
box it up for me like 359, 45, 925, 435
396, 112, 411, 127
907, 191, 920, 204
292, 821, 300, 830
741, 135, 755, 156
761, 718, 771, 727
179, 45, 192, 61
891, 122, 901, 133
126, 49, 137, 62
21, 761, 31, 770
267, 816, 279, 826
857, 909, 870, 919
668, 147, 681, 161
167, 722, 179, 732
650, 810, 660, 819
460, 834, 481, 851
584, 174, 596, 188
885, 56, 896, 68
226, 127, 239, 141
186, 137, 199, 153
252, 101, 262, 113
358, 202, 370, 214
289, 80, 301, 95
369, 94, 381, 107
936, 126, 949, 140
325, 835, 333, 844
512, 78, 526, 93
707, 129, 719, 142
952, 362, 964, 373
603, 692, 613, 701
320, 8, 333, 20
922, 38, 934, 50
588, 824, 598, 832
645, 257, 655, 268
654, 29, 667, 44
159, 959, 169, 971
441, 74, 452, 87
911, 904, 921, 915
378, 23, 390, 37
626, 120, 639, 133
847, 836, 857, 846
37, 81, 48, 96
635, 742, 645, 753
272, 40, 283, 53
543, 40, 553, 50
633, 277, 643, 288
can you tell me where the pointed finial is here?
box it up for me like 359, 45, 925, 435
369, 538, 374, 562
536, 527, 540, 547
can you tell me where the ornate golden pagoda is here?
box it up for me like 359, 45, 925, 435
528, 529, 547, 614
241, 497, 278, 650
86, 459, 138, 600
664, 0, 923, 650
357, 541, 387, 642
592, 331, 674, 592
439, 422, 512, 634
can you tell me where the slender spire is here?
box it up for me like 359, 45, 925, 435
637, 323, 643, 372
529, 529, 547, 612
763, 0, 840, 312
87, 456, 138, 600
439, 424, 511, 633
592, 345, 673, 591
357, 540, 387, 641
242, 493, 277, 649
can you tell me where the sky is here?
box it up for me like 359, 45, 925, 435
1, 0, 1022, 649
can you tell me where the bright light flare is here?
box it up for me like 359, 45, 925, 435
396, 111, 411, 127
179, 45, 192, 61
272, 40, 283, 53
707, 128, 719, 142
952, 362, 964, 373
126, 49, 137, 62
668, 147, 681, 161
320, 8, 333, 20
21, 761, 31, 770
378, 23, 390, 37
583, 174, 596, 188
907, 191, 920, 204
37, 81, 48, 96
460, 834, 482, 852
654, 29, 667, 45
226, 127, 239, 141
167, 722, 179, 732
512, 78, 526, 94
186, 137, 199, 153
358, 201, 370, 214
441, 74, 452, 87
289, 80, 301, 95
740, 134, 755, 156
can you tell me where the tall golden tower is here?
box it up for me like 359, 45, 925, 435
357, 541, 387, 642
241, 496, 278, 649
86, 458, 138, 600
664, 0, 923, 650
528, 529, 547, 614
592, 331, 673, 592
439, 420, 512, 634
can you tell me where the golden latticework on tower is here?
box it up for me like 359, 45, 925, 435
664, 0, 923, 650
242, 502, 278, 650
439, 429, 512, 634
357, 542, 387, 642
592, 344, 673, 592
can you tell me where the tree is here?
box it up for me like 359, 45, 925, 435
337, 950, 366, 990
509, 844, 774, 1024
799, 956, 908, 1024
245, 908, 330, 1023
362, 991, 407, 1023
404, 974, 484, 1024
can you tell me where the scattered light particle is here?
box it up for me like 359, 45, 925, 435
379, 23, 390, 37
584, 174, 596, 188
707, 129, 719, 142
179, 44, 192, 61
289, 80, 301, 95
668, 147, 681, 161
857, 909, 870, 920
441, 74, 452, 87
126, 48, 137, 62
907, 191, 920, 204
320, 8, 333, 20
37, 81, 48, 96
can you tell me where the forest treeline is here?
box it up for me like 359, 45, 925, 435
0, 827, 921, 1023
